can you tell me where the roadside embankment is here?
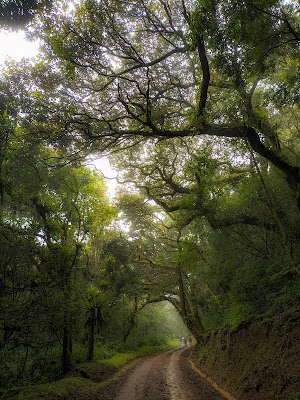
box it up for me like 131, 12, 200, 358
196, 308, 300, 400
0, 341, 178, 400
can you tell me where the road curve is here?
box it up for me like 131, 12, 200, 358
96, 346, 229, 400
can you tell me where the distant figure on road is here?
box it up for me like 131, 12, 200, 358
182, 337, 187, 346
189, 337, 193, 346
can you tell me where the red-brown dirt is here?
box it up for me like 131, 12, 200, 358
196, 308, 300, 400
95, 346, 232, 400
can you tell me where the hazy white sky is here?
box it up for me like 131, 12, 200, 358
87, 158, 118, 198
0, 30, 40, 63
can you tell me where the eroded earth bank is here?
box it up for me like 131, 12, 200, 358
196, 308, 300, 400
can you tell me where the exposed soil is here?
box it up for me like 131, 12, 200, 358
95, 346, 229, 400
196, 308, 300, 400
72, 361, 117, 383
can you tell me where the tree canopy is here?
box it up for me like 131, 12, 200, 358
0, 0, 300, 392
32, 0, 300, 191
0, 0, 52, 29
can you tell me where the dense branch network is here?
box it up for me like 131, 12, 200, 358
38, 0, 300, 191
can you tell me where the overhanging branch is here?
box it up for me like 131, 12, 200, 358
112, 125, 300, 185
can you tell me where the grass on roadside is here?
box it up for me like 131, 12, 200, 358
0, 377, 98, 400
100, 340, 179, 368
1, 340, 178, 400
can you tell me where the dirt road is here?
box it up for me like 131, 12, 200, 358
96, 346, 233, 400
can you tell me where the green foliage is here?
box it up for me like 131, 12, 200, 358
1, 341, 178, 399
0, 117, 117, 388
1, 377, 98, 400
1, 0, 300, 394
83, 285, 111, 311
0, 0, 52, 29
126, 303, 188, 348
100, 341, 178, 368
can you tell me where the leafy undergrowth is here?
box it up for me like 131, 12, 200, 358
1, 341, 178, 400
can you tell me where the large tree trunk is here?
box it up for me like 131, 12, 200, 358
176, 263, 205, 338
86, 308, 96, 361
176, 263, 187, 318
62, 316, 72, 375
123, 294, 138, 343
62, 276, 73, 375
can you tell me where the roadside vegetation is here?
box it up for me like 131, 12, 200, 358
1, 339, 179, 400
0, 0, 299, 398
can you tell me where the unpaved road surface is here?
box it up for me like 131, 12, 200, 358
96, 346, 227, 400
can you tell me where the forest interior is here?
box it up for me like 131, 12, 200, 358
0, 0, 299, 399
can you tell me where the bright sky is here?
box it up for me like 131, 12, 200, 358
0, 30, 40, 62
87, 158, 118, 198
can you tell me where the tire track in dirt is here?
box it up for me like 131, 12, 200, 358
96, 347, 233, 400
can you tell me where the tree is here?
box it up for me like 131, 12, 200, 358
83, 285, 110, 361
22, 0, 300, 279
110, 134, 300, 332
0, 113, 116, 381
1, 1, 300, 374
32, 0, 300, 199
114, 192, 205, 336
0, 0, 52, 29
30, 162, 115, 373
